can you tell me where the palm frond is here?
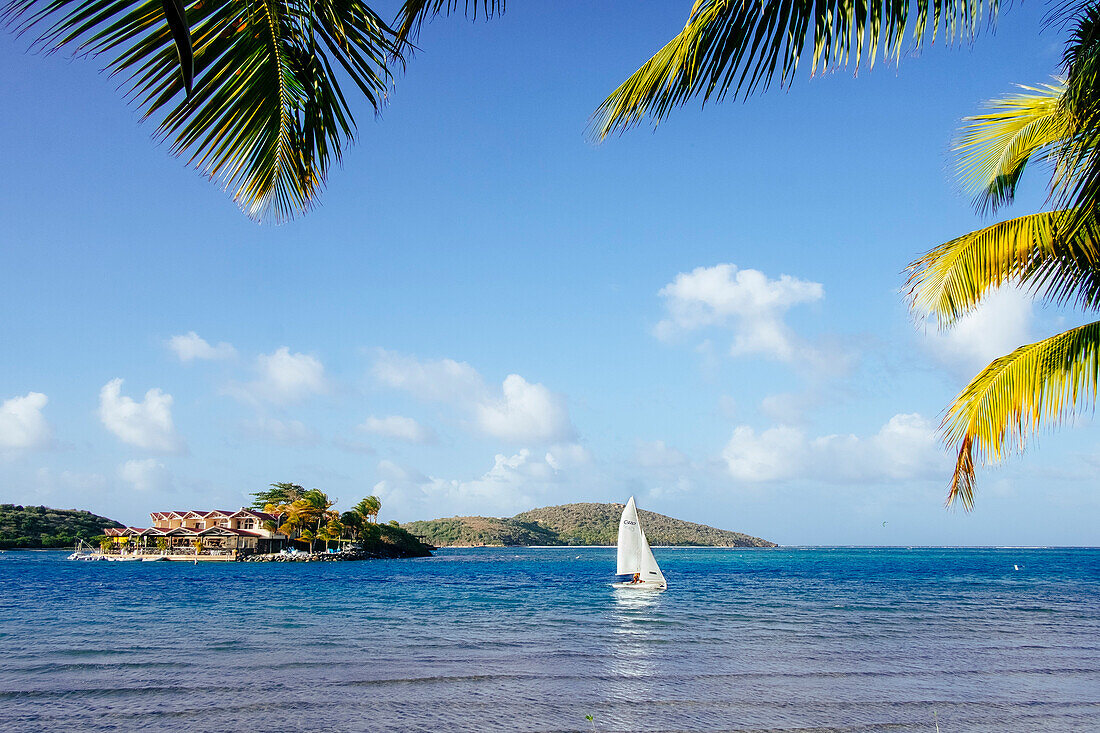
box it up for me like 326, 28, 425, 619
590, 0, 1000, 140
907, 210, 1100, 326
1055, 2, 1100, 236
943, 320, 1100, 509
955, 80, 1072, 215
3, 0, 400, 222
393, 0, 503, 49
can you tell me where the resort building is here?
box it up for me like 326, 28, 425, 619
103, 508, 288, 560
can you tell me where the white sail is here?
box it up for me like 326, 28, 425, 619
614, 496, 666, 588
616, 496, 643, 575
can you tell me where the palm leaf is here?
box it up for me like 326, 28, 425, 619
943, 320, 1100, 509
906, 210, 1100, 326
590, 0, 1000, 140
955, 80, 1072, 215
1054, 2, 1100, 236
393, 0, 503, 49
3, 0, 400, 222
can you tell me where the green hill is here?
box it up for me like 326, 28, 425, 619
0, 504, 123, 549
404, 502, 775, 547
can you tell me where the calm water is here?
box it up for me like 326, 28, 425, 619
1, 547, 1098, 732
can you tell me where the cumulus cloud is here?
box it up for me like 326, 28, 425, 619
923, 287, 1034, 374
359, 415, 436, 444
722, 413, 946, 484
119, 458, 170, 492
656, 263, 824, 361
0, 392, 51, 452
476, 375, 575, 443
240, 417, 318, 446
373, 351, 575, 444
166, 331, 236, 362
372, 350, 486, 404
371, 446, 592, 519
99, 379, 184, 453
231, 347, 328, 404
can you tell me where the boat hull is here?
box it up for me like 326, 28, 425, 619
610, 582, 666, 590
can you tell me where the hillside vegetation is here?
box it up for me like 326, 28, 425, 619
404, 503, 775, 547
0, 504, 122, 549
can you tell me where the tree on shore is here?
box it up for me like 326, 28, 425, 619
251, 483, 304, 511
355, 495, 382, 524
907, 5, 1100, 508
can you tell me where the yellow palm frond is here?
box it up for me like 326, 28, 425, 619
590, 0, 1000, 140
955, 80, 1071, 214
906, 210, 1100, 326
943, 321, 1100, 509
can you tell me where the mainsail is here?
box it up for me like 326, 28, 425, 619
615, 496, 667, 588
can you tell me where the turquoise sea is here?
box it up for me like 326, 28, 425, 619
2, 547, 1098, 732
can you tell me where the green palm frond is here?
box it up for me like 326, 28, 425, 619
590, 0, 1000, 140
943, 320, 1100, 509
3, 0, 400, 222
955, 80, 1071, 214
393, 0, 502, 48
1055, 3, 1100, 236
906, 210, 1100, 327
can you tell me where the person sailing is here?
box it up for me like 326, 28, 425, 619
630, 572, 642, 584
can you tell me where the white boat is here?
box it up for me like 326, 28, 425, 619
611, 496, 667, 590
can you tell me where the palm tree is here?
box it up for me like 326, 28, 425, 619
319, 519, 343, 551
354, 495, 381, 524
393, 1, 1003, 140
341, 510, 365, 540
4, 0, 403, 222
297, 489, 339, 532
907, 5, 1100, 509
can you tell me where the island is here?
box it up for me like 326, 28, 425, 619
402, 502, 776, 547
0, 504, 123, 550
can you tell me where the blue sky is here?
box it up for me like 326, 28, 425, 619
2, 2, 1098, 545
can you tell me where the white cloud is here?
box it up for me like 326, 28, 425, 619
371, 446, 591, 520
760, 392, 820, 425
166, 331, 236, 362
99, 379, 184, 453
545, 442, 592, 471
722, 413, 946, 484
119, 458, 169, 492
923, 287, 1034, 374
373, 351, 575, 445
232, 347, 328, 404
656, 263, 824, 361
723, 425, 807, 482
372, 349, 486, 404
240, 417, 318, 446
0, 392, 51, 452
476, 374, 575, 443
359, 415, 436, 444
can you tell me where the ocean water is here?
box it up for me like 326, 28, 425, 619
1, 547, 1098, 732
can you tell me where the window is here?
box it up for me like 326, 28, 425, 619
241, 519, 255, 530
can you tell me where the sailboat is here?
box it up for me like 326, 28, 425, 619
611, 496, 667, 590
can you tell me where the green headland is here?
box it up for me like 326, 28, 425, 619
403, 502, 776, 548
0, 504, 123, 550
